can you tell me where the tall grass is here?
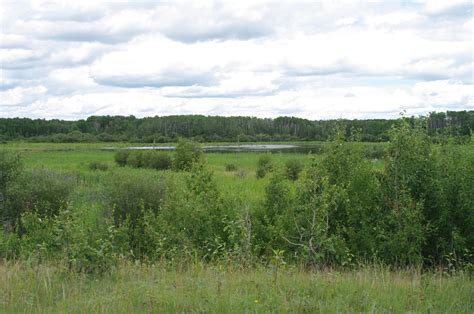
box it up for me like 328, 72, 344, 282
0, 261, 472, 313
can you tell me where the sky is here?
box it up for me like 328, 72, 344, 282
0, 0, 473, 120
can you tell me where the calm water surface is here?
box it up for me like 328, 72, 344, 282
103, 144, 325, 154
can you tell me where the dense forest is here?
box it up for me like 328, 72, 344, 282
0, 110, 472, 143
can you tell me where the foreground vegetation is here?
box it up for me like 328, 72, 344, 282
1, 262, 472, 313
0, 118, 473, 311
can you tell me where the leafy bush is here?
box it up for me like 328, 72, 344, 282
160, 162, 239, 259
0, 229, 20, 259
114, 150, 130, 166
383, 120, 433, 202
106, 172, 167, 258
253, 171, 293, 255
256, 126, 384, 266
89, 162, 109, 171
378, 120, 433, 265
0, 152, 22, 230
256, 154, 273, 178
363, 145, 385, 159
126, 151, 144, 168
115, 150, 172, 170
107, 172, 166, 225
142, 151, 172, 170
0, 151, 22, 196
292, 173, 352, 266
225, 163, 237, 172
377, 189, 425, 266
173, 139, 202, 171
284, 159, 303, 180
58, 208, 117, 274
4, 168, 75, 228
3, 205, 118, 273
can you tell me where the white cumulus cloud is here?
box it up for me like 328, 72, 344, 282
0, 0, 472, 119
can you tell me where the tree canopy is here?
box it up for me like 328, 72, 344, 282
0, 111, 472, 143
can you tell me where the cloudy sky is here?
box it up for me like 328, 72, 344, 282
1, 0, 473, 120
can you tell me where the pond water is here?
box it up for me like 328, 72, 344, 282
103, 144, 325, 154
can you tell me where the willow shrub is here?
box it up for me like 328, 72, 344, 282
0, 206, 118, 274
114, 150, 130, 166
4, 169, 75, 230
142, 151, 172, 170
429, 143, 474, 266
114, 150, 173, 170
287, 137, 380, 266
0, 151, 22, 194
173, 139, 202, 171
0, 151, 23, 231
284, 158, 303, 181
106, 171, 167, 258
256, 154, 273, 178
257, 121, 460, 267
165, 162, 240, 259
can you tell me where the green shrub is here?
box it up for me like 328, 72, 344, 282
89, 162, 109, 171
225, 163, 237, 172
291, 173, 351, 266
0, 152, 23, 230
363, 145, 385, 159
115, 150, 172, 170
284, 159, 303, 180
107, 172, 167, 258
377, 189, 425, 266
383, 120, 434, 201
0, 229, 20, 259
173, 139, 202, 171
4, 168, 75, 228
161, 162, 238, 259
256, 154, 273, 178
126, 151, 144, 168
107, 172, 166, 225
254, 171, 293, 255
424, 143, 473, 264
114, 150, 130, 166
257, 126, 383, 266
0, 151, 22, 197
7, 206, 118, 273
58, 209, 117, 274
142, 151, 172, 170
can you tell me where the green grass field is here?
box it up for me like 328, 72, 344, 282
9, 142, 320, 206
1, 141, 473, 312
1, 262, 472, 313
5, 140, 384, 193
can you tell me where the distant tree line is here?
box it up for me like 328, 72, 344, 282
0, 111, 472, 143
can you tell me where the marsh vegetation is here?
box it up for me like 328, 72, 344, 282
0, 119, 473, 312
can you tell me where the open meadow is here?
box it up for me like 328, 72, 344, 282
4, 141, 384, 208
